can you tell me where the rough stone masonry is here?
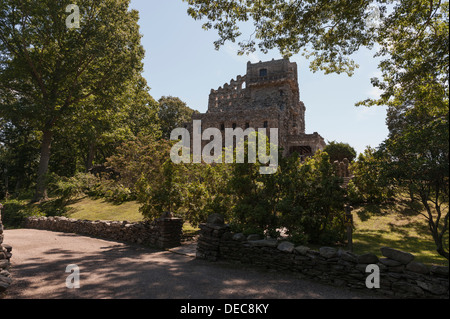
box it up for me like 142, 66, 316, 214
186, 58, 326, 158
0, 204, 13, 294
24, 214, 184, 249
196, 214, 449, 299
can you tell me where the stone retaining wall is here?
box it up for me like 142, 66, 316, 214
0, 204, 13, 294
24, 215, 184, 249
196, 217, 449, 299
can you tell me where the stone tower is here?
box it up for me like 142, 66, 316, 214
189, 58, 326, 157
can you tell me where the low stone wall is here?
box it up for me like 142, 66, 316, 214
24, 215, 184, 249
197, 218, 449, 299
0, 204, 13, 294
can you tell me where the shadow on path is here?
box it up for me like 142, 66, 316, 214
4, 229, 378, 299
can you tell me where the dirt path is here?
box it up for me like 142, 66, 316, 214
3, 229, 378, 299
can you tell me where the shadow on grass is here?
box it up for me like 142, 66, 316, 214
353, 229, 448, 266
354, 202, 393, 222
354, 197, 426, 223
395, 198, 427, 217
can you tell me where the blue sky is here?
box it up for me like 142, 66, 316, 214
129, 0, 388, 155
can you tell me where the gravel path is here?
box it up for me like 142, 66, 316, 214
4, 229, 378, 299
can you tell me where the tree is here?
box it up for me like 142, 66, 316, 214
107, 134, 180, 219
358, 1, 449, 259
0, 119, 40, 198
56, 74, 160, 174
323, 141, 357, 162
157, 96, 198, 140
379, 107, 449, 260
349, 146, 393, 204
0, 0, 145, 202
184, 0, 383, 75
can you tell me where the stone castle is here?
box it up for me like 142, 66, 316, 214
189, 58, 326, 157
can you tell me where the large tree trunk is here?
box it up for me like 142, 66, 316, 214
32, 130, 53, 203
85, 140, 96, 172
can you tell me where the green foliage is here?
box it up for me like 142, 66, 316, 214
358, 0, 449, 109
227, 150, 347, 245
0, 0, 146, 201
379, 106, 449, 259
356, 0, 449, 259
108, 133, 233, 226
46, 172, 135, 206
184, 0, 379, 75
349, 147, 395, 204
1, 199, 45, 228
276, 151, 347, 245
179, 163, 233, 227
107, 135, 178, 219
228, 160, 278, 237
138, 159, 184, 218
110, 130, 348, 244
158, 96, 198, 140
0, 120, 41, 199
323, 141, 357, 163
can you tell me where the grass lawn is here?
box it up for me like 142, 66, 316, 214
64, 196, 448, 266
66, 196, 198, 237
67, 197, 144, 222
352, 198, 449, 267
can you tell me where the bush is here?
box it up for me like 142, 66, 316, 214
323, 141, 357, 162
276, 151, 347, 245
1, 199, 45, 228
349, 147, 395, 204
227, 150, 347, 245
48, 172, 136, 205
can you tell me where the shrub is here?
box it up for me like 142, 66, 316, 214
323, 141, 357, 162
48, 172, 136, 205
227, 150, 347, 245
1, 199, 45, 228
276, 151, 347, 245
349, 147, 395, 204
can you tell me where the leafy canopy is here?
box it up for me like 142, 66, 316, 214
184, 0, 385, 75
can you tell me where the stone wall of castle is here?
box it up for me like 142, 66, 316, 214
187, 58, 325, 157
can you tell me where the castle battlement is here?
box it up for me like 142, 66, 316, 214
188, 58, 325, 157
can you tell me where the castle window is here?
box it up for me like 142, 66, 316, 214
280, 90, 284, 96
259, 68, 267, 77
263, 121, 268, 128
